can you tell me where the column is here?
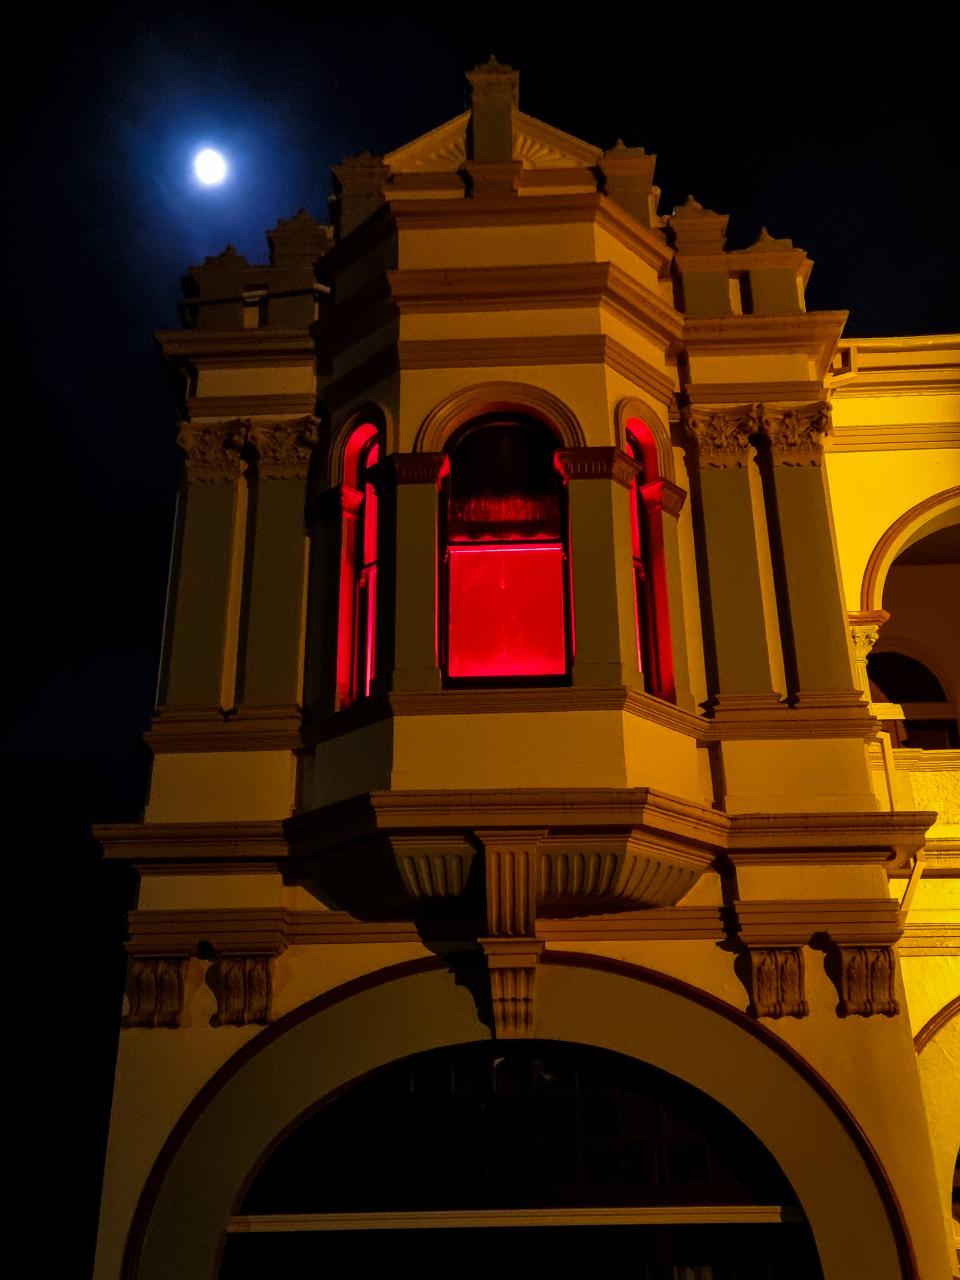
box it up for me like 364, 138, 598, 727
160, 420, 248, 712
236, 417, 318, 720
761, 402, 860, 701
389, 453, 445, 693
684, 406, 784, 709
559, 448, 643, 691
642, 477, 694, 709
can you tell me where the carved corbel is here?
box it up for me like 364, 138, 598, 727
759, 401, 832, 466
477, 830, 545, 1039
247, 416, 319, 479
835, 944, 899, 1017
212, 952, 278, 1026
177, 419, 248, 481
681, 405, 759, 467
746, 947, 809, 1019
125, 954, 189, 1029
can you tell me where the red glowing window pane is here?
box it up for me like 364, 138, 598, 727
447, 543, 567, 678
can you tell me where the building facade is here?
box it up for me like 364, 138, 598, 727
95, 60, 959, 1279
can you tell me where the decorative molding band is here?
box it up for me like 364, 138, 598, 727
213, 954, 277, 1026
247, 416, 320, 478
746, 947, 808, 1020
157, 327, 318, 366
556, 446, 639, 487
125, 955, 188, 1029
176, 420, 247, 480
386, 261, 683, 344
828, 422, 960, 453
834, 944, 899, 1017
186, 393, 318, 419
684, 381, 824, 404
734, 898, 902, 944
125, 905, 728, 952
147, 706, 303, 753
914, 995, 960, 1053
98, 821, 290, 866
897, 924, 960, 956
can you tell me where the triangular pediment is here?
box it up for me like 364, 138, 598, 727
385, 109, 602, 174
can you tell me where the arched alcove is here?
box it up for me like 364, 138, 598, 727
124, 959, 916, 1280
414, 382, 586, 454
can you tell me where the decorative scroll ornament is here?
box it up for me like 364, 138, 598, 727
747, 947, 809, 1019
759, 401, 832, 466
213, 954, 276, 1026
682, 405, 759, 467
247, 416, 319, 478
126, 956, 188, 1028
177, 420, 247, 480
837, 945, 899, 1017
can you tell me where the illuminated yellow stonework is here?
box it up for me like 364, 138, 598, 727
95, 61, 959, 1280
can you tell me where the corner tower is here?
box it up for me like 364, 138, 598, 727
95, 60, 959, 1280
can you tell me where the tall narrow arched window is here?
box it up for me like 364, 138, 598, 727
625, 421, 675, 702
336, 421, 381, 707
442, 416, 570, 682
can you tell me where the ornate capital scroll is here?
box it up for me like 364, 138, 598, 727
177, 420, 247, 480
682, 404, 759, 467
849, 611, 888, 697
759, 401, 832, 466
247, 416, 319, 479
213, 953, 277, 1026
746, 947, 809, 1019
556, 447, 639, 488
125, 955, 188, 1029
836, 944, 899, 1017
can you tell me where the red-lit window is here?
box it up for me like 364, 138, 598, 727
626, 421, 675, 702
442, 418, 570, 681
337, 422, 380, 706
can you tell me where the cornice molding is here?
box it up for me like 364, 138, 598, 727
157, 328, 317, 366
557, 446, 639, 487
828, 422, 960, 452
682, 312, 847, 381
147, 706, 303, 752
186, 393, 318, 419
96, 821, 290, 864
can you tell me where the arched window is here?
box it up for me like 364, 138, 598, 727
867, 650, 959, 748
336, 421, 381, 707
441, 416, 571, 682
625, 420, 674, 702
222, 1042, 822, 1277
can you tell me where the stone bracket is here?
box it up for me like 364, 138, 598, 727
478, 831, 545, 1038
833, 943, 899, 1018
212, 952, 279, 1027
745, 947, 809, 1019
480, 938, 545, 1038
125, 954, 190, 1029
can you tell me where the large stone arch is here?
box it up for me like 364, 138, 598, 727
859, 486, 960, 614
413, 381, 586, 454
125, 955, 917, 1280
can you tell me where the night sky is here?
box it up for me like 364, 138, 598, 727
11, 9, 957, 1274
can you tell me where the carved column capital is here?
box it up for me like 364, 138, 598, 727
391, 452, 448, 486
682, 404, 759, 467
746, 947, 809, 1019
247, 416, 319, 478
556, 447, 640, 487
835, 944, 899, 1017
848, 610, 889, 698
125, 955, 189, 1029
177, 420, 247, 480
213, 953, 278, 1026
759, 401, 832, 466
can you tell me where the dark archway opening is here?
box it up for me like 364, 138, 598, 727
221, 1041, 823, 1279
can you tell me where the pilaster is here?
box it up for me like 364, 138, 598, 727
558, 447, 642, 690
390, 453, 444, 692
683, 406, 784, 707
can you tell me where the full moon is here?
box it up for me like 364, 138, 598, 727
194, 148, 227, 185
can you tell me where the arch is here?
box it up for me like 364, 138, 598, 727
859, 487, 960, 613
615, 395, 676, 484
914, 995, 960, 1055
123, 956, 921, 1280
328, 403, 393, 488
414, 382, 586, 454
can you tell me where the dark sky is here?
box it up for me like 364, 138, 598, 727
10, 8, 957, 1275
